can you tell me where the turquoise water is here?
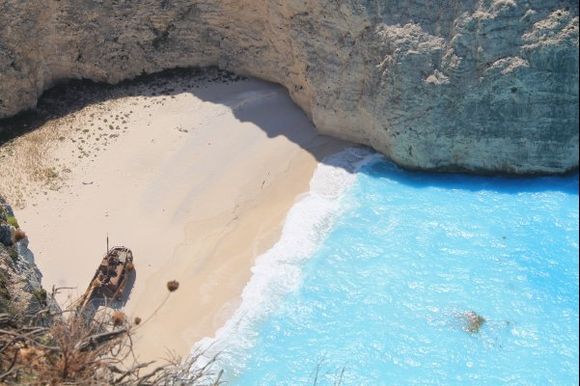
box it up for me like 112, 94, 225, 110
212, 154, 579, 385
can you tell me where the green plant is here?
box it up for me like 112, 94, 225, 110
6, 216, 18, 229
32, 288, 47, 305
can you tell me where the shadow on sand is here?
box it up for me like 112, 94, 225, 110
80, 268, 136, 321
1, 67, 577, 198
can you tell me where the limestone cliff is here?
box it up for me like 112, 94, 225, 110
0, 196, 48, 317
0, 0, 578, 173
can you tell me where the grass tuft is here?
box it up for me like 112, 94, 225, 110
6, 216, 18, 228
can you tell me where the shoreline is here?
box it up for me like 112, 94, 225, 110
0, 72, 347, 363
194, 146, 377, 378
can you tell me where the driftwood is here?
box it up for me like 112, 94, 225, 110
75, 328, 128, 352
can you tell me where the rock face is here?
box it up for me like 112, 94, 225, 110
1, 196, 48, 316
0, 1, 578, 173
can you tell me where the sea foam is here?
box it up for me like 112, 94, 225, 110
192, 146, 375, 377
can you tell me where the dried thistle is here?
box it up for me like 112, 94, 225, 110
111, 311, 125, 327
14, 228, 27, 242
166, 280, 179, 292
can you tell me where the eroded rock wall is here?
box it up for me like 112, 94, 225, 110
1, 196, 49, 316
1, 0, 578, 173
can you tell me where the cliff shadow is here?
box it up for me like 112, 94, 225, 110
358, 159, 579, 195
0, 67, 215, 145
0, 66, 350, 173
0, 66, 575, 196
188, 75, 355, 166
17, 237, 38, 266
185, 73, 579, 196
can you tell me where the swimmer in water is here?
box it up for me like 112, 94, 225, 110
462, 310, 486, 333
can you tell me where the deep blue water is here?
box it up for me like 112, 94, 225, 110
221, 156, 579, 385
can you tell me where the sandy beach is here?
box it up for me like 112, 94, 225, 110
0, 72, 344, 363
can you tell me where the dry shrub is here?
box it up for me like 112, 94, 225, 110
0, 289, 222, 385
17, 347, 44, 365
111, 311, 125, 327
1, 314, 118, 384
166, 280, 179, 292
13, 229, 26, 242
40, 317, 107, 382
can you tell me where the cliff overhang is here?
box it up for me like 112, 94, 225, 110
0, 0, 578, 174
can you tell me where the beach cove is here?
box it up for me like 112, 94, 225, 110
0, 70, 345, 364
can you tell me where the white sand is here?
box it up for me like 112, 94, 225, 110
0, 76, 345, 363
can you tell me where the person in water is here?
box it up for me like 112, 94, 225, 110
462, 310, 486, 333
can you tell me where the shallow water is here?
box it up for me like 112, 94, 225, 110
211, 152, 579, 385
